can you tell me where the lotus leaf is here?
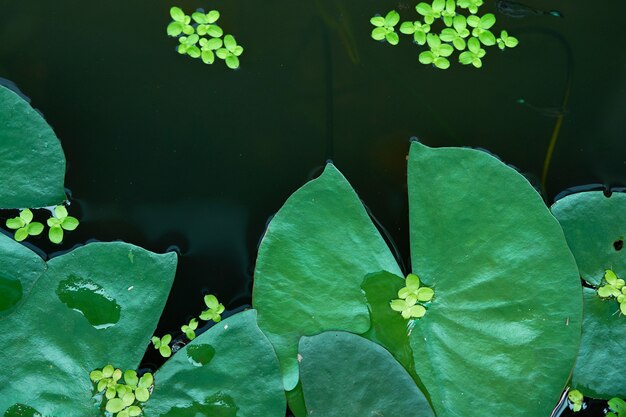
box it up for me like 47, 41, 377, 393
252, 163, 402, 392
407, 142, 582, 417
0, 241, 177, 416
551, 191, 626, 398
143, 309, 286, 417
0, 85, 66, 208
0, 233, 46, 318
299, 331, 435, 417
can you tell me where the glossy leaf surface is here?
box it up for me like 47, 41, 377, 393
253, 164, 402, 390
407, 142, 582, 417
0, 242, 177, 416
551, 191, 626, 398
551, 192, 626, 286
0, 233, 46, 318
570, 289, 626, 398
299, 331, 435, 417
144, 310, 286, 417
0, 85, 66, 208
360, 271, 424, 391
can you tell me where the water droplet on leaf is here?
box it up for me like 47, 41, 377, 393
0, 276, 23, 313
187, 344, 216, 366
56, 275, 121, 329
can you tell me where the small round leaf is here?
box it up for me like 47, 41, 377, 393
400, 22, 415, 34
225, 55, 240, 69
201, 50, 215, 64
27, 222, 44, 236
14, 228, 29, 242
434, 57, 451, 69
371, 27, 387, 41
385, 32, 399, 45
106, 398, 125, 413
166, 22, 183, 37
207, 25, 223, 38
170, 7, 185, 22
207, 10, 220, 23
192, 11, 209, 24
61, 216, 79, 231
370, 16, 385, 27
6, 217, 24, 229
384, 10, 400, 27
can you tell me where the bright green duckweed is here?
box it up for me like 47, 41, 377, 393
5, 209, 43, 242
5, 205, 79, 244
370, 0, 518, 69
607, 397, 626, 417
567, 389, 584, 412
167, 6, 243, 69
597, 269, 626, 316
90, 365, 153, 417
390, 273, 434, 319
151, 293, 225, 358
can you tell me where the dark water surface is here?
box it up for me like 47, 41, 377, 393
1, 1, 625, 415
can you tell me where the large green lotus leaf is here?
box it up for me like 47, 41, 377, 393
252, 163, 402, 391
299, 331, 435, 417
144, 309, 286, 417
360, 271, 426, 394
551, 191, 626, 286
286, 272, 422, 417
0, 242, 177, 416
551, 191, 626, 398
407, 142, 582, 417
0, 233, 46, 318
569, 288, 626, 398
0, 85, 66, 208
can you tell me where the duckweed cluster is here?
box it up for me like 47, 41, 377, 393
607, 397, 626, 417
390, 273, 434, 319
597, 270, 626, 315
166, 6, 244, 69
89, 365, 153, 417
5, 205, 79, 244
370, 0, 518, 69
567, 389, 584, 412
151, 294, 225, 358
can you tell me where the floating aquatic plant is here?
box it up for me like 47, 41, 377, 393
181, 318, 199, 340
151, 334, 173, 358
390, 273, 434, 319
216, 34, 244, 70
370, 10, 400, 45
370, 0, 518, 69
151, 293, 224, 357
5, 205, 79, 244
597, 270, 626, 315
199, 294, 225, 322
46, 205, 79, 244
608, 397, 626, 417
166, 6, 244, 69
5, 209, 43, 242
567, 389, 584, 412
90, 365, 153, 417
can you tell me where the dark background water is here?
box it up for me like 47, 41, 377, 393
1, 0, 624, 415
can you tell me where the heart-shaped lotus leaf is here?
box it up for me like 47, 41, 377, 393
551, 191, 626, 398
299, 331, 435, 417
0, 85, 66, 209
407, 142, 582, 417
252, 163, 402, 392
143, 309, 286, 417
0, 241, 177, 416
0, 233, 46, 318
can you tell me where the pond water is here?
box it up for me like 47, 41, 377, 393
1, 1, 624, 416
